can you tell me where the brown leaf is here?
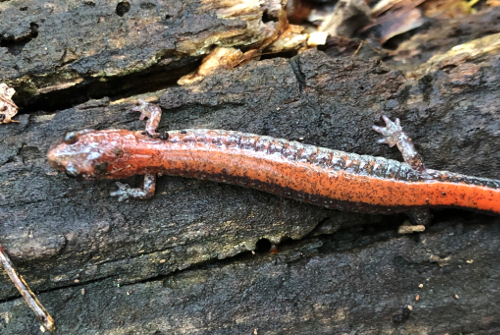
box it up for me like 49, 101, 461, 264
319, 0, 372, 37
0, 83, 19, 124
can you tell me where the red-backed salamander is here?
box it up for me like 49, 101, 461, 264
47, 100, 500, 225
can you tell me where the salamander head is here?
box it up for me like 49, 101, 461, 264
47, 130, 117, 180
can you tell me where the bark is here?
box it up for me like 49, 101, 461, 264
0, 0, 284, 110
2, 219, 500, 334
1, 1, 500, 334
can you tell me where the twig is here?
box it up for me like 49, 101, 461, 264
353, 40, 381, 56
0, 243, 55, 331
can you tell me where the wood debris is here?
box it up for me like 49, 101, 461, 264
178, 47, 245, 85
398, 220, 426, 234
0, 243, 55, 331
266, 24, 308, 53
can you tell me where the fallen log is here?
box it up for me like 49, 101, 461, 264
1, 1, 500, 333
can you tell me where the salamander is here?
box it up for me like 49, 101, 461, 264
47, 100, 500, 225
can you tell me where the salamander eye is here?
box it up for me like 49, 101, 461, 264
64, 132, 79, 145
65, 164, 79, 178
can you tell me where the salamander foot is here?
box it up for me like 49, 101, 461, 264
133, 99, 162, 137
110, 174, 156, 201
372, 116, 403, 147
373, 116, 425, 172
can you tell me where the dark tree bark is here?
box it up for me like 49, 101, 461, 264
1, 1, 500, 334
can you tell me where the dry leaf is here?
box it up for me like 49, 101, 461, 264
0, 83, 19, 124
319, 0, 372, 37
378, 8, 426, 44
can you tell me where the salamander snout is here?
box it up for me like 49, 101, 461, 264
47, 146, 85, 179
47, 130, 105, 180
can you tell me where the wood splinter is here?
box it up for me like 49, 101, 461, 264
0, 243, 55, 332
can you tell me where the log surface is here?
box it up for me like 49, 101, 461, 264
1, 2, 500, 334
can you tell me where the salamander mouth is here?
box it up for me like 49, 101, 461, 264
65, 171, 84, 182
65, 170, 78, 178
64, 163, 85, 181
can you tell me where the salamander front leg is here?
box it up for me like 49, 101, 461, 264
110, 100, 162, 201
133, 99, 162, 137
372, 116, 425, 172
110, 174, 156, 201
373, 116, 431, 227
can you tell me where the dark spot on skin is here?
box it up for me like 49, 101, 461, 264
0, 114, 4, 122
141, 131, 156, 138
442, 192, 446, 195
180, 130, 187, 134
114, 148, 124, 157
64, 132, 79, 145
160, 132, 169, 140
94, 162, 109, 175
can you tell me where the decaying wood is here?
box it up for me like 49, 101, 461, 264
2, 218, 500, 334
1, 1, 500, 334
0, 0, 286, 109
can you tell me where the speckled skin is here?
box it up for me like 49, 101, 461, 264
47, 122, 500, 216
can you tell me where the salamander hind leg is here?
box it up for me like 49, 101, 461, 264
372, 116, 425, 172
110, 174, 156, 201
133, 99, 162, 137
